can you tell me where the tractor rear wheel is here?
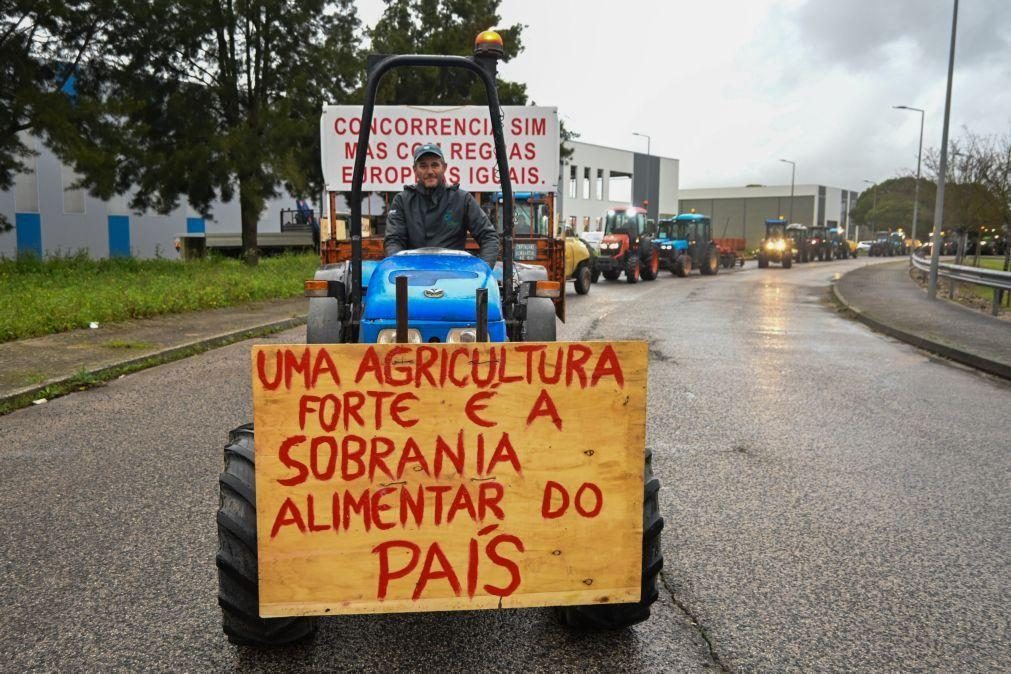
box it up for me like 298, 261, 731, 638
574, 263, 592, 295
602, 269, 620, 281
758, 254, 769, 269
554, 448, 664, 630
522, 297, 557, 341
217, 425, 318, 646
641, 250, 659, 281
306, 298, 344, 344
782, 255, 793, 269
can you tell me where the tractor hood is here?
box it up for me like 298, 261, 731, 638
362, 249, 503, 323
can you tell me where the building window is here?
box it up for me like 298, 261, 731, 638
596, 169, 604, 201
62, 162, 85, 214
583, 167, 591, 200
568, 165, 577, 199
583, 216, 590, 232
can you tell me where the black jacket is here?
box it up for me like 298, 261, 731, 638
384, 183, 500, 267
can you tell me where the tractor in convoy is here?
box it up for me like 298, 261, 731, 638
216, 30, 663, 648
594, 206, 660, 283
757, 218, 793, 268
786, 223, 812, 263
869, 230, 906, 257
488, 191, 596, 295
654, 212, 723, 276
829, 228, 852, 259
807, 225, 834, 262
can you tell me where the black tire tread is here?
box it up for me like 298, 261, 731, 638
554, 449, 664, 630
217, 425, 318, 647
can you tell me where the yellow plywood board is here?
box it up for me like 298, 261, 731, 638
251, 342, 647, 617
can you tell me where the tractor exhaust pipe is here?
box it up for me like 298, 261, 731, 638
395, 275, 409, 343
476, 287, 488, 342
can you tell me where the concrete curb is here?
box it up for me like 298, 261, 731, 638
0, 314, 306, 409
832, 281, 1011, 381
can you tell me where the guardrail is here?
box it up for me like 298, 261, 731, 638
910, 253, 1011, 315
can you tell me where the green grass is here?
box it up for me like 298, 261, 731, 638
0, 251, 318, 343
102, 340, 157, 350
0, 321, 299, 416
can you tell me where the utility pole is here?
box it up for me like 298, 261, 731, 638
894, 105, 925, 255
929, 0, 959, 300
780, 159, 796, 223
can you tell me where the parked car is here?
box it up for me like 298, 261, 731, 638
580, 230, 604, 254
856, 240, 873, 253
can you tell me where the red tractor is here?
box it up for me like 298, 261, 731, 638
594, 206, 660, 284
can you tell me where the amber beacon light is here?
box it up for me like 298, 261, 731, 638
474, 30, 505, 58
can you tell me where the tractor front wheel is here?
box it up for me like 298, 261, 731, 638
217, 425, 318, 646
574, 263, 592, 295
674, 254, 691, 277
625, 255, 640, 284
554, 449, 664, 630
602, 269, 620, 281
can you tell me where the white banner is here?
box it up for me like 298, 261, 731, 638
320, 105, 559, 193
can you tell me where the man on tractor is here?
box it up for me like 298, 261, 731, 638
384, 142, 500, 267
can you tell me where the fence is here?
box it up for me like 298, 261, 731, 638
910, 252, 1011, 316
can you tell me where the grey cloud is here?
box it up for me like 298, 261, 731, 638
788, 0, 1011, 71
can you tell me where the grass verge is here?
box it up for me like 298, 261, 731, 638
0, 251, 318, 343
0, 321, 300, 416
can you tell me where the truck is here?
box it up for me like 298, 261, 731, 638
757, 218, 793, 268
654, 212, 723, 276
594, 206, 660, 283
216, 30, 663, 647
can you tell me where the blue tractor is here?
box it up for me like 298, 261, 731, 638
216, 30, 663, 646
655, 213, 721, 276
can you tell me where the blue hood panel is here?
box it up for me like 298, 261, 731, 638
363, 250, 503, 323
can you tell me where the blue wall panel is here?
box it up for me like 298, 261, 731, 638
108, 215, 131, 257
186, 217, 206, 234
15, 213, 42, 257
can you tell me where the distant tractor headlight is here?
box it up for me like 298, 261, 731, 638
662, 244, 672, 250
377, 328, 422, 344
774, 240, 786, 251
447, 328, 478, 343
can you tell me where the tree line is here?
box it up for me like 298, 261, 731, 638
852, 130, 1011, 251
1, 0, 528, 262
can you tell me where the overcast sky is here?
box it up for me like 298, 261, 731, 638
355, 0, 1011, 192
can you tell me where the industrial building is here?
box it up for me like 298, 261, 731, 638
559, 141, 679, 231
678, 184, 862, 249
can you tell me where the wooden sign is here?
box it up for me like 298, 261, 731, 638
251, 341, 647, 617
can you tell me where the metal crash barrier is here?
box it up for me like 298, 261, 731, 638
911, 252, 1011, 315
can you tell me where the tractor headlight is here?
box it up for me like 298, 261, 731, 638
774, 240, 786, 251
662, 244, 672, 249
377, 328, 422, 344
447, 328, 477, 343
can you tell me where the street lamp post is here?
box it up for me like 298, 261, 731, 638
633, 132, 651, 216
893, 105, 925, 257
863, 179, 878, 241
779, 159, 796, 223
928, 0, 959, 300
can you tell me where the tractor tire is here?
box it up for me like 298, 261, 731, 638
522, 297, 557, 342
758, 254, 769, 269
700, 247, 718, 276
641, 250, 659, 281
602, 269, 620, 281
306, 298, 344, 344
554, 448, 664, 630
625, 256, 640, 284
217, 425, 318, 646
783, 255, 793, 269
591, 268, 601, 284
674, 255, 691, 278
574, 263, 592, 295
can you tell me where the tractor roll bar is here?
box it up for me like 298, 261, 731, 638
349, 53, 515, 327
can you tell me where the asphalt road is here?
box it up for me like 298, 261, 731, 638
1, 257, 1008, 672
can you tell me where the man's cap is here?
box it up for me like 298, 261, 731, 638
413, 143, 445, 163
